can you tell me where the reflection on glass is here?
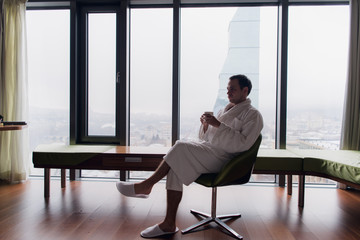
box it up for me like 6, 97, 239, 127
180, 7, 278, 182
180, 8, 237, 141
88, 13, 116, 136
27, 10, 70, 176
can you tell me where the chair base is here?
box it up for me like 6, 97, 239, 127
181, 209, 243, 240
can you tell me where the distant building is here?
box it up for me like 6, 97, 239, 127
214, 8, 260, 114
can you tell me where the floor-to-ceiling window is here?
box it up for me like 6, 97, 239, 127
129, 8, 173, 178
79, 5, 124, 178
76, 4, 125, 145
26, 10, 70, 176
287, 5, 350, 184
180, 6, 278, 182
26, 1, 350, 184
129, 8, 173, 148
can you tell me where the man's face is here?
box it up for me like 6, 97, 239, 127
227, 79, 248, 104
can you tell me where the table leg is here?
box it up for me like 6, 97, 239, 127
120, 170, 126, 181
61, 169, 66, 188
278, 174, 286, 187
44, 168, 50, 198
287, 175, 292, 195
298, 175, 305, 208
70, 169, 80, 181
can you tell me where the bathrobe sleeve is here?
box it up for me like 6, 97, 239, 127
208, 108, 263, 153
198, 125, 206, 140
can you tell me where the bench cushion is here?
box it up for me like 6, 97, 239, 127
255, 149, 303, 172
290, 149, 360, 185
33, 144, 115, 167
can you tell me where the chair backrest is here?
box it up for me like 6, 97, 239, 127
212, 134, 262, 187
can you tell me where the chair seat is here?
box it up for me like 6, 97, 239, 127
195, 172, 251, 187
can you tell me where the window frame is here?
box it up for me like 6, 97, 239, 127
71, 1, 130, 145
78, 4, 121, 144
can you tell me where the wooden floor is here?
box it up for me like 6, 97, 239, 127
0, 179, 360, 240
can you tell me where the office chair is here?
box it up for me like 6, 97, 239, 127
181, 135, 262, 240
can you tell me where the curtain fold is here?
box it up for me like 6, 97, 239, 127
341, 0, 360, 151
0, 0, 29, 183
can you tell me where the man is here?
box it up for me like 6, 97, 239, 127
116, 74, 263, 238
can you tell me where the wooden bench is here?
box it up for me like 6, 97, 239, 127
32, 145, 360, 208
290, 149, 360, 190
33, 145, 168, 198
255, 149, 304, 206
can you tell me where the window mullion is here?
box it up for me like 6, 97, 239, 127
172, 0, 180, 146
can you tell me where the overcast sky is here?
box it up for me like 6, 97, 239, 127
26, 6, 349, 121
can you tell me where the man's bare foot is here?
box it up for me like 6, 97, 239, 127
134, 182, 152, 195
158, 222, 177, 233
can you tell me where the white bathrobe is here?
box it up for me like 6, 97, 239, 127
164, 99, 263, 191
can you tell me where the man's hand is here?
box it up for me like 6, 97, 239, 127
201, 114, 221, 128
200, 115, 209, 133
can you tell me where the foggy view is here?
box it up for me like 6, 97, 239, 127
26, 6, 349, 181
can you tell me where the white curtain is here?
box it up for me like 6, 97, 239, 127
0, 0, 29, 183
341, 0, 360, 150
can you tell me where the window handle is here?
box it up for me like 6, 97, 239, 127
116, 72, 120, 83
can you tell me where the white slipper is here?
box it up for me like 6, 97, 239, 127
140, 224, 179, 238
116, 181, 149, 199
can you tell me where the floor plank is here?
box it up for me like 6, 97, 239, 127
0, 179, 360, 240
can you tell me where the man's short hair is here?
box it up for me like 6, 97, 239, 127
229, 74, 252, 95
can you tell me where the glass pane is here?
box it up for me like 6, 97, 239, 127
180, 7, 278, 182
129, 9, 173, 147
287, 6, 350, 184
129, 8, 173, 179
26, 10, 70, 176
88, 13, 116, 136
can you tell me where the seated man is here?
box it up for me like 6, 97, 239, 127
116, 74, 263, 238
